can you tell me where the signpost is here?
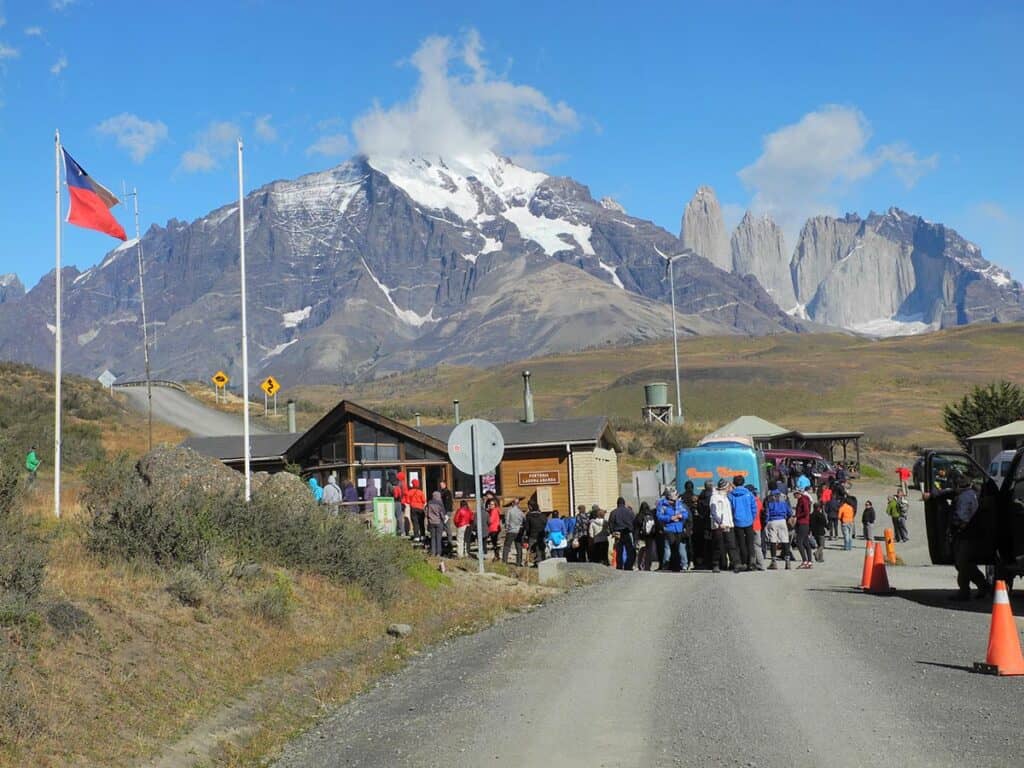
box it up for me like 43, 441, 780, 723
97, 369, 116, 393
211, 370, 229, 403
447, 419, 505, 574
260, 375, 280, 416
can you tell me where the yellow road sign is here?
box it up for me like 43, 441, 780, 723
261, 375, 280, 396
211, 370, 229, 388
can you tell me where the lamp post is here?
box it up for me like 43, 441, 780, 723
663, 250, 692, 425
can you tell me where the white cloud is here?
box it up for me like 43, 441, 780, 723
0, 43, 18, 60
49, 53, 67, 75
254, 113, 277, 142
24, 26, 43, 36
352, 29, 578, 163
96, 113, 169, 163
738, 105, 939, 238
306, 132, 351, 158
179, 120, 239, 173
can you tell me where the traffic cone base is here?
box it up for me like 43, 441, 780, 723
859, 542, 875, 590
974, 581, 1024, 676
864, 537, 895, 594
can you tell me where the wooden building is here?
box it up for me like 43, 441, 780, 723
184, 401, 622, 514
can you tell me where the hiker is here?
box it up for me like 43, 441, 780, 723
894, 489, 910, 542
709, 478, 741, 573
524, 501, 549, 566
778, 460, 791, 491
838, 496, 855, 550
571, 505, 591, 562
695, 481, 714, 569
392, 471, 411, 537
861, 500, 876, 542
546, 513, 569, 559
588, 507, 610, 566
896, 466, 911, 495
810, 499, 828, 562
25, 446, 40, 489
453, 499, 474, 558
609, 497, 636, 570
820, 484, 836, 538
486, 499, 502, 561
926, 474, 988, 600
426, 491, 447, 556
322, 473, 343, 513
682, 481, 703, 568
728, 476, 758, 571
764, 482, 794, 570
748, 483, 766, 570
408, 479, 427, 542
793, 487, 814, 569
502, 498, 526, 566
341, 480, 359, 510
307, 476, 324, 503
634, 501, 658, 571
656, 490, 689, 572
836, 463, 848, 485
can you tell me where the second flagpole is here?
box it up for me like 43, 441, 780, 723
54, 130, 63, 519
237, 138, 252, 503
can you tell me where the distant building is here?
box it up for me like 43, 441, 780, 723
967, 420, 1024, 467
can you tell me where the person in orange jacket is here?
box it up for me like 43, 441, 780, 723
839, 498, 856, 550
407, 479, 427, 543
748, 484, 766, 570
392, 471, 410, 537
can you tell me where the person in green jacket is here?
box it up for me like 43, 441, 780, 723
25, 446, 40, 489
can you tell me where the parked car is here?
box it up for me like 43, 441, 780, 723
921, 447, 1024, 587
989, 449, 1017, 488
763, 449, 835, 488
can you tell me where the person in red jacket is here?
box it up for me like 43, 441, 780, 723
453, 499, 474, 558
393, 471, 410, 537
793, 488, 814, 568
749, 484, 766, 570
407, 479, 427, 543
486, 499, 502, 561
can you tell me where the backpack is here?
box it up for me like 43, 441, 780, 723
640, 513, 656, 536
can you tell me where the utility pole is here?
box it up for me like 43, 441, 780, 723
662, 250, 691, 425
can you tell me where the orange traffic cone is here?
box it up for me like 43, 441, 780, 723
974, 580, 1024, 676
859, 541, 875, 589
864, 538, 895, 594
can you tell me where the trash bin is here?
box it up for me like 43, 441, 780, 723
372, 496, 396, 535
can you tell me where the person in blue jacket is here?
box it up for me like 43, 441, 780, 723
728, 475, 758, 571
545, 513, 569, 558
656, 489, 689, 572
307, 476, 324, 503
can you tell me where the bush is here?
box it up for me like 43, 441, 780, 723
249, 572, 295, 625
651, 425, 694, 455
45, 601, 93, 637
166, 567, 206, 607
0, 484, 46, 617
943, 380, 1024, 451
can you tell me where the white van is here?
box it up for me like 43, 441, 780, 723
989, 449, 1017, 489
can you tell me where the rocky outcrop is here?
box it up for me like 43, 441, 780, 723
730, 212, 796, 311
680, 186, 731, 271
0, 274, 23, 305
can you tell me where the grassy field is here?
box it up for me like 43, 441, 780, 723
294, 323, 1024, 451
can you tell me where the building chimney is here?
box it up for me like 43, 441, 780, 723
414, 412, 422, 427
522, 371, 535, 424
453, 399, 461, 425
287, 399, 297, 433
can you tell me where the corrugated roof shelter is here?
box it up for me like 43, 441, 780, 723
418, 417, 620, 451
701, 416, 789, 444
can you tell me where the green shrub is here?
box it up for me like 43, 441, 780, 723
859, 464, 885, 480
651, 425, 694, 455
249, 572, 295, 625
45, 601, 93, 637
166, 566, 206, 607
0, 490, 46, 614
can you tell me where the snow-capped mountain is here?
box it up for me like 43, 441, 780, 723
0, 153, 801, 384
680, 186, 1024, 335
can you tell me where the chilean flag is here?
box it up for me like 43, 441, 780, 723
62, 148, 127, 240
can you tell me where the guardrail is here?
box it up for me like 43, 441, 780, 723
113, 380, 187, 393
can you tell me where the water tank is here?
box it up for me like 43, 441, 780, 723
644, 382, 669, 408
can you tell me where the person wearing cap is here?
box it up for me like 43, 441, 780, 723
764, 482, 794, 570
727, 476, 758, 570
656, 489, 689, 572
925, 472, 988, 600
709, 478, 741, 573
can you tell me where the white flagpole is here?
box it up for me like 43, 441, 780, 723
237, 138, 252, 502
54, 130, 63, 519
131, 188, 154, 451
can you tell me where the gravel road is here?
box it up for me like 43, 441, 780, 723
275, 481, 1024, 768
116, 385, 271, 437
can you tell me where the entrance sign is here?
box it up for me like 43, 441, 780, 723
447, 419, 505, 574
518, 470, 560, 486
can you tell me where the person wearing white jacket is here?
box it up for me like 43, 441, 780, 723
709, 478, 742, 573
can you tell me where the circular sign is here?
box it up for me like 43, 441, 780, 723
447, 418, 505, 475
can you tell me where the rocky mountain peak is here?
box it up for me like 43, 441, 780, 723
679, 185, 731, 271
0, 273, 24, 305
730, 211, 795, 310
599, 196, 626, 213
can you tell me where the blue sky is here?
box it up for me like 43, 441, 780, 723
1, 0, 1021, 289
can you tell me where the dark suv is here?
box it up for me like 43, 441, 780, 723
921, 448, 1024, 586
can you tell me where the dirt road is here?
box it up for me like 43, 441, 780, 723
275, 483, 1024, 767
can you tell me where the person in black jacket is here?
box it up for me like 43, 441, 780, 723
608, 498, 636, 570
861, 500, 876, 542
523, 502, 549, 567
810, 501, 828, 563
634, 501, 657, 571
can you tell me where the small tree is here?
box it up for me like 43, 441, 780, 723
942, 380, 1024, 451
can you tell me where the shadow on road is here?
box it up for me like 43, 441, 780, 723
896, 588, 1024, 615
915, 660, 976, 674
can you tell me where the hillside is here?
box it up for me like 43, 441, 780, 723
295, 323, 1024, 449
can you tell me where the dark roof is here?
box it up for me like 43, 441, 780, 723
418, 416, 620, 451
285, 400, 449, 462
182, 433, 302, 462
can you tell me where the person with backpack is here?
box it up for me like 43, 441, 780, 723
682, 480, 703, 569
709, 478, 742, 573
894, 489, 910, 542
793, 487, 814, 569
810, 500, 828, 562
322, 473, 343, 514
545, 512, 569, 559
728, 476, 758, 571
861, 500, 876, 543
764, 482, 794, 570
502, 498, 526, 565
25, 447, 40, 489
608, 497, 636, 570
588, 507, 610, 565
656, 490, 689, 572
634, 501, 658, 571
453, 499, 474, 558
571, 505, 591, 563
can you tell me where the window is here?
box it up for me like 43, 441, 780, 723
353, 421, 399, 463
928, 453, 987, 491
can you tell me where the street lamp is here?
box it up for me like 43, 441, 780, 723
658, 248, 693, 425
